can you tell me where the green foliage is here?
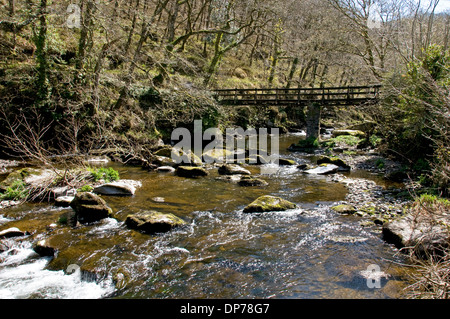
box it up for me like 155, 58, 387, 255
0, 179, 29, 201
323, 135, 362, 148
369, 134, 382, 147
77, 185, 94, 192
375, 159, 385, 169
413, 158, 430, 172
88, 167, 120, 183
415, 193, 450, 209
380, 45, 449, 193
297, 136, 320, 148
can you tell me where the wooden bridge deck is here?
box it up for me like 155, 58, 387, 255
213, 84, 381, 106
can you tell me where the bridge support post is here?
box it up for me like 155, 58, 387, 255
306, 102, 321, 142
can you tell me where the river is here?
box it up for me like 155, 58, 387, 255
0, 134, 410, 299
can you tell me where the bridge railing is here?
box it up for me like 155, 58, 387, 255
213, 84, 381, 106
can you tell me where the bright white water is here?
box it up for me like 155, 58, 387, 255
0, 237, 115, 299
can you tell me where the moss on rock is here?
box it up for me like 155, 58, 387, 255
70, 192, 113, 224
243, 195, 296, 213
238, 176, 268, 187
331, 204, 357, 214
176, 166, 209, 178
125, 211, 186, 234
317, 156, 350, 170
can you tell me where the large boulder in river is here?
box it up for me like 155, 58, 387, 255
0, 227, 28, 239
55, 196, 75, 207
304, 164, 339, 175
218, 164, 251, 175
331, 204, 357, 214
151, 155, 178, 168
70, 192, 113, 224
317, 156, 350, 171
125, 211, 186, 234
243, 195, 296, 213
93, 180, 141, 196
33, 239, 57, 257
176, 166, 208, 178
276, 158, 297, 166
238, 176, 268, 187
332, 129, 365, 138
382, 211, 450, 257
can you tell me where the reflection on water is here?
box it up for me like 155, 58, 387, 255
0, 134, 409, 299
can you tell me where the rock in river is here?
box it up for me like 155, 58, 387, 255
0, 227, 28, 239
304, 164, 339, 175
382, 211, 450, 257
33, 239, 57, 257
93, 180, 142, 196
238, 176, 268, 187
243, 195, 296, 213
70, 192, 113, 224
331, 204, 357, 214
316, 156, 350, 171
218, 164, 251, 175
55, 196, 75, 207
125, 211, 186, 234
176, 166, 209, 178
332, 129, 365, 138
276, 158, 297, 166
156, 166, 176, 173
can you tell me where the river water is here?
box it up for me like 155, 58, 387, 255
0, 134, 410, 299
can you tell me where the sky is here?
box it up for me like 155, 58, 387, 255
434, 0, 450, 13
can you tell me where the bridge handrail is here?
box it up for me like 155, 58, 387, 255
212, 84, 382, 93
212, 84, 381, 106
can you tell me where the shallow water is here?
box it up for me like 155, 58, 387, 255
0, 134, 409, 299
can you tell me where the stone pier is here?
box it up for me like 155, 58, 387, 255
306, 102, 321, 141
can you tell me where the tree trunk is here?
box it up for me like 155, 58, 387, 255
124, 0, 141, 56
286, 57, 298, 89
76, 0, 95, 71
35, 0, 48, 100
167, 0, 180, 44
204, 32, 224, 86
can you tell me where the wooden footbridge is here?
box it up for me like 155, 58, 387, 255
212, 84, 381, 106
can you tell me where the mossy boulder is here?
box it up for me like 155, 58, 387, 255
276, 158, 297, 166
153, 146, 174, 158
304, 164, 339, 175
33, 239, 57, 257
331, 204, 357, 214
382, 211, 450, 258
0, 227, 28, 239
238, 176, 268, 187
243, 195, 296, 213
176, 166, 209, 178
93, 180, 141, 196
218, 164, 251, 175
332, 129, 365, 138
1, 168, 58, 195
125, 211, 186, 234
203, 149, 235, 163
70, 192, 113, 224
1, 168, 42, 188
317, 156, 350, 171
171, 149, 202, 166
151, 155, 177, 168
288, 136, 320, 151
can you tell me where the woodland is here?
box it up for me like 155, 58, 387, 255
0, 0, 449, 298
